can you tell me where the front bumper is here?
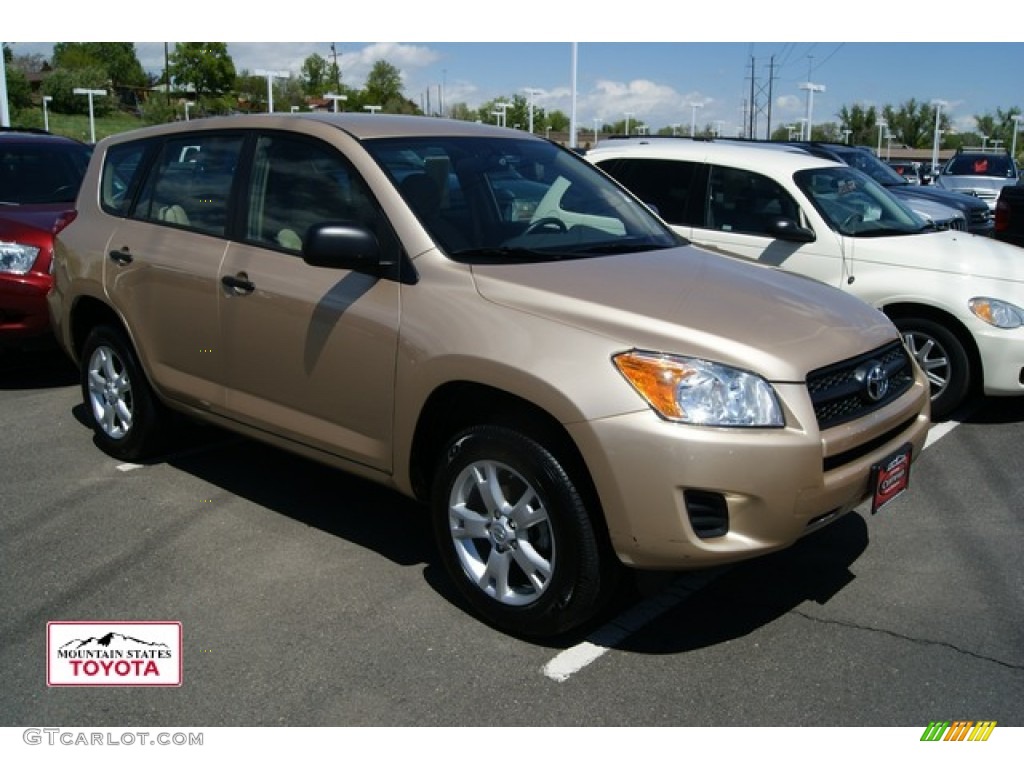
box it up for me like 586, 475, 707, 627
569, 377, 930, 570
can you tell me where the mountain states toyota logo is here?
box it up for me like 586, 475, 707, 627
47, 622, 182, 687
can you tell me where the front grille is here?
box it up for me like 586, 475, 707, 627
806, 341, 915, 430
946, 218, 968, 232
967, 208, 991, 226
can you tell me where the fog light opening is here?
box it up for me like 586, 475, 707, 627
684, 490, 729, 539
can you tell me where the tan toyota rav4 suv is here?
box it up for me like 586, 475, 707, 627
49, 114, 930, 636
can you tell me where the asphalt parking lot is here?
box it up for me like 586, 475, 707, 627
1, 346, 1022, 730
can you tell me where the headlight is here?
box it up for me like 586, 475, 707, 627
968, 297, 1024, 329
613, 350, 784, 427
0, 242, 41, 275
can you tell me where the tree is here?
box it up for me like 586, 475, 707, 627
168, 43, 236, 101
52, 43, 146, 88
880, 99, 938, 149
301, 53, 329, 96
3, 45, 32, 111
835, 103, 881, 147
363, 60, 403, 107
973, 106, 1023, 150
41, 67, 113, 116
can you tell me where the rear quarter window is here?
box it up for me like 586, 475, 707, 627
100, 141, 152, 216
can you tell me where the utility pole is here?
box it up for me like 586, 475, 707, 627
330, 43, 341, 92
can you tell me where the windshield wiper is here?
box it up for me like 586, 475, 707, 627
447, 246, 567, 263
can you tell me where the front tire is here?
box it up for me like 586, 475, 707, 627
432, 424, 609, 637
80, 325, 166, 461
895, 316, 970, 420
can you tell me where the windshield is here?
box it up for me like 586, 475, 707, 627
944, 153, 1016, 178
365, 135, 680, 262
830, 147, 910, 187
0, 142, 92, 205
796, 166, 928, 237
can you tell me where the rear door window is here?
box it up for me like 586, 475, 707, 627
131, 135, 244, 237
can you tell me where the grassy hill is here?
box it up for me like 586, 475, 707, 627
11, 107, 147, 143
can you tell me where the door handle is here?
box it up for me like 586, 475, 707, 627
108, 248, 133, 265
221, 273, 255, 295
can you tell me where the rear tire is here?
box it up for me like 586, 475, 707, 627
432, 424, 610, 637
80, 325, 167, 461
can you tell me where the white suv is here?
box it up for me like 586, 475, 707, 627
588, 138, 1024, 418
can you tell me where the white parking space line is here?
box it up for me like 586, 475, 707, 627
924, 418, 960, 450
116, 463, 144, 472
543, 569, 727, 682
543, 414, 965, 682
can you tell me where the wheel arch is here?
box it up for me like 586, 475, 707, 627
68, 296, 129, 362
882, 301, 984, 394
408, 381, 610, 538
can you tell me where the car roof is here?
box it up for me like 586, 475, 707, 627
97, 112, 532, 147
0, 128, 89, 146
588, 136, 842, 175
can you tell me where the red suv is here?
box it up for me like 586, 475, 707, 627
1, 129, 91, 349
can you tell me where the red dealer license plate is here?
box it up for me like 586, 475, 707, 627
870, 443, 912, 514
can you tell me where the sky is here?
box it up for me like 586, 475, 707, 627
6, 4, 1022, 138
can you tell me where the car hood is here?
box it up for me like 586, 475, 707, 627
851, 229, 1024, 283
889, 184, 989, 213
938, 176, 1014, 194
470, 245, 897, 383
0, 203, 75, 236
893, 195, 963, 224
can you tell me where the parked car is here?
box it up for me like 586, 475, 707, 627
934, 148, 1020, 211
994, 180, 1024, 248
587, 136, 1024, 418
0, 128, 91, 349
886, 161, 921, 185
49, 114, 929, 637
781, 141, 992, 236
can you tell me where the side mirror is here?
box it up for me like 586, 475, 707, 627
303, 222, 384, 273
767, 217, 815, 243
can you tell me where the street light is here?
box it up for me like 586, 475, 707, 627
799, 82, 825, 141
525, 89, 542, 133
876, 119, 888, 158
73, 88, 106, 143
931, 100, 947, 173
981, 134, 988, 151
494, 102, 513, 128
592, 117, 600, 144
690, 102, 703, 137
42, 95, 53, 132
624, 112, 633, 136
255, 69, 289, 114
1011, 114, 1022, 167
323, 92, 348, 113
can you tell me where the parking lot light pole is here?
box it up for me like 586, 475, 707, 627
73, 88, 106, 143
255, 69, 289, 113
42, 96, 53, 131
800, 82, 824, 141
323, 92, 348, 113
690, 102, 703, 137
930, 100, 947, 173
876, 119, 887, 158
1012, 115, 1022, 165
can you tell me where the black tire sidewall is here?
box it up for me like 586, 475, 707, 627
431, 424, 604, 637
896, 316, 970, 419
80, 325, 163, 461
